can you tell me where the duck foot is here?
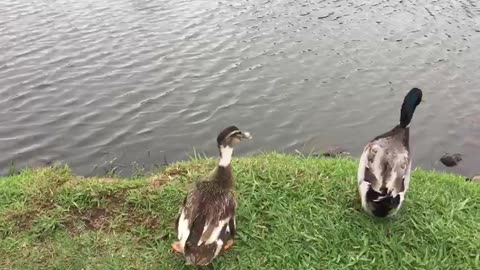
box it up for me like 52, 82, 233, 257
171, 241, 184, 254
224, 239, 234, 250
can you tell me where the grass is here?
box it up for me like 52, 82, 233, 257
0, 152, 479, 269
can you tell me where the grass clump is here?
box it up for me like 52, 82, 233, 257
0, 153, 479, 269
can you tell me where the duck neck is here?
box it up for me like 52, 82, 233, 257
400, 94, 420, 128
214, 146, 234, 189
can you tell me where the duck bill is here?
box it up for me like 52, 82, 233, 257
240, 131, 252, 140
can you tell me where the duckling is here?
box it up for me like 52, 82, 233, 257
171, 126, 252, 266
357, 88, 423, 217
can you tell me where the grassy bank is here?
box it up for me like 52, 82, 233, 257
1, 153, 479, 269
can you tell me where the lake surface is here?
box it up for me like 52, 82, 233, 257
1, 0, 479, 177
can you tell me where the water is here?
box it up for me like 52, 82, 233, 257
1, 0, 479, 177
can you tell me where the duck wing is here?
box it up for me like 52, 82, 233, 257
183, 189, 236, 265
175, 189, 201, 249
360, 128, 410, 195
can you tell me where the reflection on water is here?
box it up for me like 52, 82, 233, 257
0, 0, 479, 176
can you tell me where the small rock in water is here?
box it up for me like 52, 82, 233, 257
321, 146, 350, 158
440, 153, 463, 167
469, 175, 480, 184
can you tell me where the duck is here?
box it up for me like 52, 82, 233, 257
171, 126, 252, 265
357, 88, 423, 217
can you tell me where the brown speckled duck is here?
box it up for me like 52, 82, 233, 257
171, 126, 252, 266
357, 88, 423, 217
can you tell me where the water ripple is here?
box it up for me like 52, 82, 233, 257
0, 0, 479, 176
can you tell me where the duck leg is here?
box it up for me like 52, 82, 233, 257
223, 239, 234, 250
223, 217, 236, 250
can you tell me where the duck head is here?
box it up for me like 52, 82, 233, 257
216, 126, 252, 167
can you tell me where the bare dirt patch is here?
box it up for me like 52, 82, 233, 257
125, 209, 160, 230
81, 208, 111, 230
63, 197, 161, 235
150, 175, 170, 188
149, 167, 188, 188
165, 167, 188, 177
6, 210, 37, 231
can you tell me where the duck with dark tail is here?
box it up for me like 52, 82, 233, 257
357, 88, 423, 217
171, 126, 252, 266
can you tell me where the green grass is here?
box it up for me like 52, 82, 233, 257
0, 153, 479, 269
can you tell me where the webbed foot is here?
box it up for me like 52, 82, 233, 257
171, 241, 184, 254
224, 239, 234, 250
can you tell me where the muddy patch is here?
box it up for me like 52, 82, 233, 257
6, 210, 38, 231
80, 208, 111, 230
149, 167, 189, 188
165, 167, 189, 177
63, 200, 161, 236
150, 175, 170, 188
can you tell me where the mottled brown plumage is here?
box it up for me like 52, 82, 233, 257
172, 126, 251, 265
365, 125, 410, 193
358, 88, 423, 217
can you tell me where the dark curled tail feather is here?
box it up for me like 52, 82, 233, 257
366, 188, 401, 217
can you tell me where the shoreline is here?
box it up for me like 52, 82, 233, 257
1, 153, 479, 269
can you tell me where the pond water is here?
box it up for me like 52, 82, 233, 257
1, 0, 479, 177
